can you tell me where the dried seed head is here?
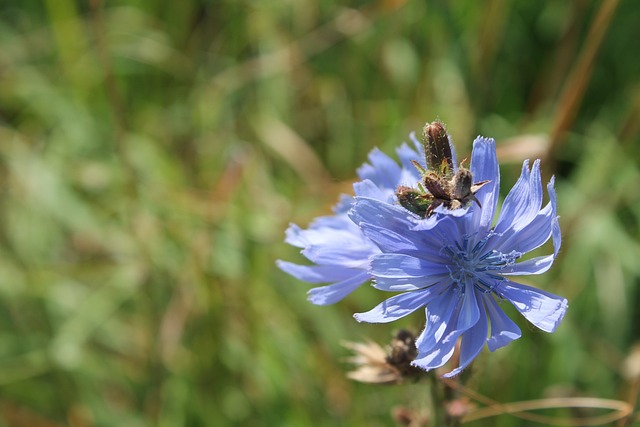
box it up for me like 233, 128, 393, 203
343, 330, 424, 384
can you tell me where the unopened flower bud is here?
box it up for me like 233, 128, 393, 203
395, 185, 432, 218
422, 120, 453, 176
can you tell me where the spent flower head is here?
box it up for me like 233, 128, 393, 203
279, 121, 567, 376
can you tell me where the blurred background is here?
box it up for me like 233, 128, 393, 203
0, 0, 639, 426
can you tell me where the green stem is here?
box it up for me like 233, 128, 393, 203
429, 372, 447, 426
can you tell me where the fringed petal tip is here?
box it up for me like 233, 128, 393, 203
500, 281, 568, 333
333, 194, 354, 214
283, 223, 306, 248
540, 297, 568, 333
547, 176, 562, 257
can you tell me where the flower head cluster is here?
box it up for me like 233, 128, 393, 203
279, 121, 567, 376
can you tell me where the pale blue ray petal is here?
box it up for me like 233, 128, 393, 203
483, 294, 521, 352
333, 194, 354, 214
307, 271, 370, 305
498, 280, 568, 333
443, 292, 489, 377
457, 282, 481, 331
276, 260, 357, 284
284, 223, 308, 248
413, 285, 481, 371
417, 282, 480, 355
371, 253, 450, 279
351, 198, 446, 255
357, 223, 424, 255
500, 254, 555, 276
353, 179, 390, 201
412, 342, 458, 372
286, 215, 361, 248
409, 132, 424, 155
354, 286, 445, 323
414, 289, 458, 352
396, 142, 423, 179
301, 242, 374, 268
433, 204, 470, 217
493, 160, 531, 234
448, 135, 458, 170
495, 159, 544, 236
469, 136, 499, 231
357, 148, 403, 189
309, 214, 356, 230
524, 160, 543, 221
373, 274, 451, 292
491, 202, 553, 254
548, 177, 562, 257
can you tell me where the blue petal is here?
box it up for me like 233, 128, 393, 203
548, 178, 561, 257
416, 282, 480, 347
469, 136, 500, 232
413, 283, 481, 371
433, 204, 470, 217
492, 202, 553, 254
414, 289, 458, 352
373, 250, 449, 274
443, 290, 489, 377
500, 254, 554, 276
371, 254, 450, 291
307, 271, 370, 305
350, 198, 444, 256
276, 260, 357, 283
333, 194, 354, 214
456, 282, 482, 333
373, 274, 451, 292
488, 176, 560, 257
409, 132, 427, 158
284, 223, 308, 248
448, 135, 458, 170
301, 244, 373, 268
354, 285, 446, 323
412, 343, 457, 372
412, 214, 462, 243
285, 214, 360, 248
483, 293, 521, 352
396, 141, 423, 179
497, 280, 568, 333
357, 148, 403, 189
494, 160, 543, 235
293, 216, 377, 267
310, 213, 362, 230
353, 179, 390, 201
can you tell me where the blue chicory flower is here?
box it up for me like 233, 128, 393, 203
349, 136, 567, 376
277, 136, 440, 305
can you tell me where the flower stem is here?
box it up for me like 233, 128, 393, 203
429, 372, 448, 426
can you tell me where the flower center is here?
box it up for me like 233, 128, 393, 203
441, 233, 522, 293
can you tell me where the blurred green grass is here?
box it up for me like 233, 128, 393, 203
0, 0, 639, 426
